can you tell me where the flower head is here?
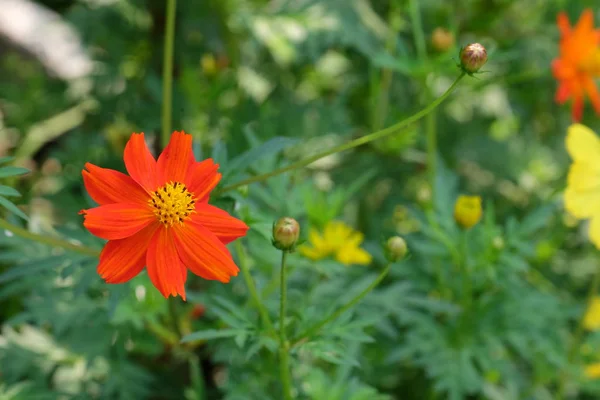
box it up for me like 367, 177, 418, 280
584, 296, 600, 331
299, 221, 371, 266
454, 195, 482, 229
459, 43, 487, 74
272, 217, 300, 251
564, 124, 600, 248
585, 363, 600, 379
552, 9, 600, 121
80, 132, 249, 300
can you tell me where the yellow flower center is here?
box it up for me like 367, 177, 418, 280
580, 49, 600, 76
149, 181, 196, 227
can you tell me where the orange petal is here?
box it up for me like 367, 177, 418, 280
97, 223, 159, 283
557, 12, 571, 36
185, 159, 221, 202
157, 131, 194, 185
575, 9, 594, 35
190, 204, 249, 244
123, 133, 158, 192
81, 203, 155, 240
146, 226, 187, 299
82, 163, 148, 206
555, 81, 572, 104
173, 221, 239, 282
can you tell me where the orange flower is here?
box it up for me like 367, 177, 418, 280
552, 9, 600, 121
80, 132, 249, 300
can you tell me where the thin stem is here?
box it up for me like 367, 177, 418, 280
292, 263, 393, 347
216, 73, 466, 195
0, 218, 100, 257
161, 0, 177, 148
278, 251, 292, 400
234, 241, 275, 334
558, 265, 600, 398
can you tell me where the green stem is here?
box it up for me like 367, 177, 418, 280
278, 251, 292, 400
292, 263, 393, 347
216, 73, 466, 195
425, 110, 437, 200
168, 298, 182, 339
558, 265, 600, 398
0, 218, 100, 257
234, 241, 275, 335
161, 0, 177, 148
460, 231, 471, 310
409, 0, 427, 61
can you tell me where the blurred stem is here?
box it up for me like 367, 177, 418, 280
161, 0, 177, 148
0, 218, 100, 257
558, 265, 600, 398
278, 251, 292, 400
371, 0, 400, 131
216, 72, 466, 195
460, 231, 472, 310
291, 262, 393, 347
234, 241, 275, 335
425, 110, 437, 200
168, 298, 182, 339
409, 0, 427, 61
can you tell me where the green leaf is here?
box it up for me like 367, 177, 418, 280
0, 196, 28, 220
0, 156, 15, 165
0, 185, 21, 197
180, 329, 243, 343
0, 166, 29, 178
222, 136, 299, 179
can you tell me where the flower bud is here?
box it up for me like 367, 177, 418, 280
385, 236, 408, 262
431, 27, 454, 52
272, 217, 300, 251
459, 43, 487, 74
454, 195, 482, 229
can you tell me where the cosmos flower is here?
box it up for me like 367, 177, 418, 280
299, 221, 372, 266
564, 124, 600, 249
552, 9, 600, 121
80, 131, 249, 300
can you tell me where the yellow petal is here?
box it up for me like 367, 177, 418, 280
583, 296, 600, 330
566, 124, 600, 163
565, 188, 600, 219
567, 162, 600, 191
308, 228, 327, 251
336, 245, 372, 266
589, 215, 600, 250
346, 231, 365, 247
299, 245, 328, 261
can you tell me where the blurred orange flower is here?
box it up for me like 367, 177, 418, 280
552, 9, 600, 121
80, 132, 249, 300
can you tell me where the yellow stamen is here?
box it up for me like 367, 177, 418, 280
149, 181, 196, 227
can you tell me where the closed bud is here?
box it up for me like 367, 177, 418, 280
272, 217, 300, 251
385, 236, 408, 262
454, 195, 483, 229
459, 43, 487, 74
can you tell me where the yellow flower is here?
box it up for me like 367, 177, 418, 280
585, 363, 600, 379
564, 124, 600, 248
454, 195, 483, 229
299, 221, 372, 266
584, 296, 600, 331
